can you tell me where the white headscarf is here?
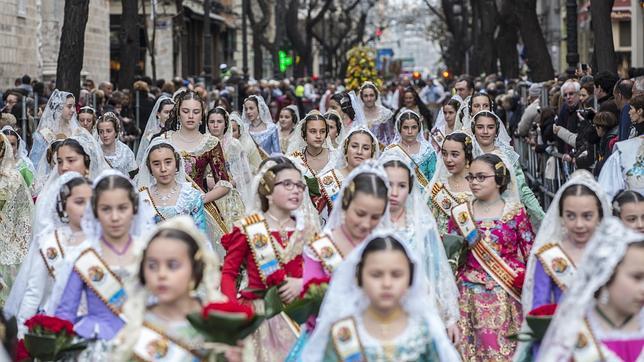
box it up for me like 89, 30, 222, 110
241, 94, 273, 126
286, 110, 334, 156
427, 130, 473, 194
330, 126, 381, 171
433, 95, 463, 134
36, 89, 79, 135
135, 137, 187, 190
521, 170, 612, 314
324, 159, 391, 234
302, 229, 461, 361
470, 110, 513, 155
378, 149, 460, 327
136, 95, 174, 165
537, 217, 644, 361
391, 108, 435, 163
1, 125, 34, 173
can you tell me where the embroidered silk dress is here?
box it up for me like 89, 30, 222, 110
598, 135, 644, 200
250, 123, 281, 156
139, 183, 207, 236
163, 132, 245, 244
221, 225, 302, 362
366, 106, 394, 145
321, 315, 442, 362
448, 203, 534, 360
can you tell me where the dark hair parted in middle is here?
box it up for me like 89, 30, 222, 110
341, 172, 388, 210
356, 236, 414, 287
91, 174, 139, 216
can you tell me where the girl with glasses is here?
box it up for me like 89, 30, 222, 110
447, 153, 535, 360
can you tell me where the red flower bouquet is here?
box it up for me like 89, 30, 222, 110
265, 270, 286, 287
22, 314, 87, 361
188, 301, 265, 346
284, 277, 330, 324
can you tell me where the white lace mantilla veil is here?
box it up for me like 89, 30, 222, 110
229, 110, 262, 171
3, 171, 85, 318
391, 108, 434, 156
378, 150, 460, 327
359, 81, 392, 127
537, 217, 644, 362
246, 156, 321, 260
432, 95, 463, 133
33, 128, 110, 234
30, 90, 79, 167
323, 159, 392, 234
1, 125, 35, 175
241, 94, 274, 126
285, 104, 300, 124
114, 215, 226, 360
329, 126, 381, 171
45, 169, 155, 313
136, 95, 173, 165
521, 170, 612, 314
455, 95, 471, 131
134, 137, 187, 190
286, 110, 335, 156
301, 229, 461, 361
426, 130, 473, 196
470, 110, 513, 158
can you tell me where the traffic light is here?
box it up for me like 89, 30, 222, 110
278, 50, 293, 73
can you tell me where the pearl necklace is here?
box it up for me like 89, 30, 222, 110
152, 184, 179, 206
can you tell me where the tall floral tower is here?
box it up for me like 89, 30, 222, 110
344, 46, 383, 91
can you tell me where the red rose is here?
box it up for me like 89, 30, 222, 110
513, 271, 525, 290
301, 277, 331, 298
265, 270, 286, 287
202, 301, 255, 320
15, 339, 30, 361
528, 303, 558, 317
24, 314, 74, 335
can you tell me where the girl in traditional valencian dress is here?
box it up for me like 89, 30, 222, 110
517, 170, 611, 360
54, 170, 153, 342
228, 111, 263, 173
315, 126, 381, 218
206, 107, 253, 204
1, 126, 36, 192
162, 91, 245, 244
114, 216, 243, 362
0, 134, 33, 305
220, 156, 318, 361
279, 105, 299, 154
360, 82, 394, 144
470, 110, 545, 226
448, 153, 535, 360
287, 110, 335, 179
97, 112, 138, 177
6, 173, 91, 335
380, 150, 460, 343
242, 95, 281, 156
303, 233, 461, 361
388, 109, 437, 182
30, 90, 78, 172
136, 138, 207, 236
426, 131, 474, 240
136, 95, 174, 165
323, 110, 343, 149
538, 217, 644, 362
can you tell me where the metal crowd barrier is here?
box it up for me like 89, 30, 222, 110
514, 137, 575, 209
